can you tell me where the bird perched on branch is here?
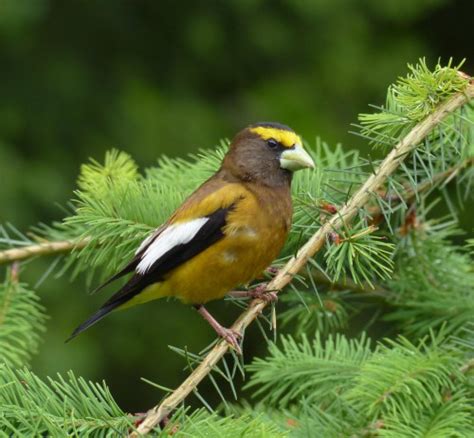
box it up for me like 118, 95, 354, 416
68, 122, 314, 352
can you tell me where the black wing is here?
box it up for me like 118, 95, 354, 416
67, 206, 233, 341
89, 225, 167, 295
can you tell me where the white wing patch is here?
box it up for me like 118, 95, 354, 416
136, 218, 209, 274
135, 232, 156, 255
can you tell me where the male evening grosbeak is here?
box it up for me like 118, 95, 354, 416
69, 122, 314, 351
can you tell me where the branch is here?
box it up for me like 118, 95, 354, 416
131, 82, 474, 435
309, 156, 474, 294
355, 357, 474, 438
378, 156, 474, 203
0, 239, 89, 265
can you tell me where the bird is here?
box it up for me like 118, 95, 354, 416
68, 122, 315, 352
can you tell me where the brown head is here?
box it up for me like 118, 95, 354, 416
221, 122, 315, 187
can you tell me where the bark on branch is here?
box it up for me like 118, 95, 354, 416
0, 239, 88, 265
130, 83, 474, 435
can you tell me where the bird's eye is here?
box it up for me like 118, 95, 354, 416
267, 139, 279, 149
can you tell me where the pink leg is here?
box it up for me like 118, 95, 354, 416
194, 305, 242, 355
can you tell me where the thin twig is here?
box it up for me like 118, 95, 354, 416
0, 239, 89, 265
379, 156, 474, 203
130, 81, 474, 436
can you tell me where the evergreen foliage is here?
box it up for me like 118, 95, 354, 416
0, 267, 46, 368
0, 60, 473, 436
0, 364, 131, 436
245, 333, 472, 437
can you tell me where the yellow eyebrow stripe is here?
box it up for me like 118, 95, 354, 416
250, 126, 301, 148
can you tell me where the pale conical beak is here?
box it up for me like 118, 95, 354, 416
280, 143, 315, 171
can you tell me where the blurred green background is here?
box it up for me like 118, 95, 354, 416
1, 0, 472, 413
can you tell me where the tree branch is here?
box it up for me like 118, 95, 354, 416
130, 82, 474, 435
0, 239, 89, 265
377, 156, 474, 204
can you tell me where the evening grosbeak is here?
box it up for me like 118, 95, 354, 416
68, 122, 314, 351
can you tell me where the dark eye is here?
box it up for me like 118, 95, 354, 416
267, 138, 279, 149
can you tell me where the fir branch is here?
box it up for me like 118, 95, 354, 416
358, 60, 469, 146
353, 348, 474, 438
0, 238, 88, 265
346, 335, 457, 417
245, 334, 372, 407
131, 75, 474, 436
385, 228, 474, 336
0, 364, 132, 436
375, 156, 474, 209
378, 396, 472, 438
324, 224, 395, 287
157, 409, 287, 438
279, 291, 351, 336
0, 265, 47, 368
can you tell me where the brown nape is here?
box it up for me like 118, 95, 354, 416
219, 128, 292, 188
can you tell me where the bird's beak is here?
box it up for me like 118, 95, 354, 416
279, 143, 315, 171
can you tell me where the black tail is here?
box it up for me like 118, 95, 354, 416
66, 302, 120, 342
67, 275, 144, 342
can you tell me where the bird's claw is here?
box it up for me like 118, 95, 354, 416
249, 284, 278, 303
218, 327, 242, 355
260, 291, 278, 303
195, 304, 243, 354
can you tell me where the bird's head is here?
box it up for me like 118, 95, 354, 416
222, 122, 315, 186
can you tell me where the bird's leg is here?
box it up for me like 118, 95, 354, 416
194, 304, 242, 355
228, 283, 278, 303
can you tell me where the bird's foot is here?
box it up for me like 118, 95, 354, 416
249, 283, 278, 303
215, 326, 243, 355
194, 304, 243, 354
229, 283, 278, 303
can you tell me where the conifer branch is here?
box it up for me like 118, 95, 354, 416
378, 156, 474, 204
0, 238, 89, 265
0, 264, 47, 367
354, 354, 474, 438
131, 78, 474, 436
